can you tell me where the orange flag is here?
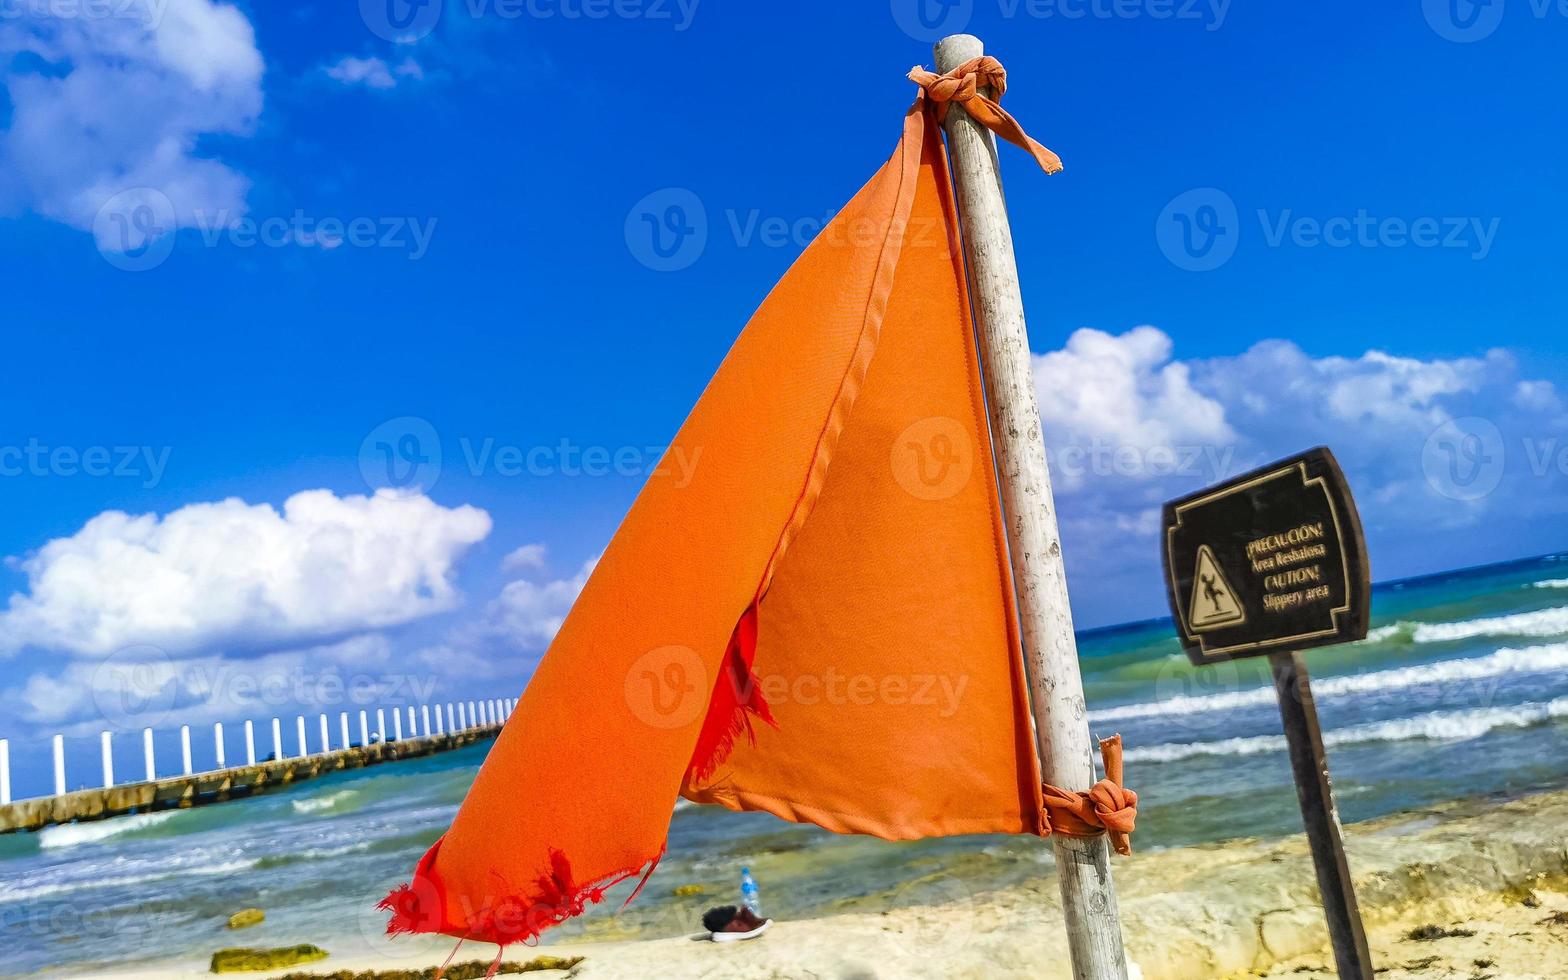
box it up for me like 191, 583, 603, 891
382, 57, 1131, 951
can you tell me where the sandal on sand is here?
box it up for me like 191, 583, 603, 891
711, 918, 772, 943
702, 905, 772, 942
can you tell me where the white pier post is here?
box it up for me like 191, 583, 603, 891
144, 728, 156, 782
422, 704, 432, 738
445, 703, 455, 733
436, 705, 446, 735
359, 710, 369, 747
53, 735, 66, 795
319, 714, 330, 755
392, 707, 404, 742
340, 712, 351, 751
457, 702, 467, 731
181, 725, 193, 775
407, 705, 416, 737
271, 717, 283, 762
244, 720, 257, 766
934, 32, 1129, 979
101, 731, 115, 788
214, 722, 227, 770
375, 708, 387, 743
295, 716, 308, 758
1, 738, 11, 804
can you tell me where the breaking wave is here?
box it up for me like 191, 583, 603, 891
37, 811, 182, 851
1411, 606, 1568, 644
1124, 697, 1568, 763
1089, 642, 1568, 723
291, 789, 358, 815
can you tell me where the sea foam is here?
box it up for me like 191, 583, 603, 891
1123, 697, 1568, 763
1412, 606, 1568, 644
1089, 641, 1568, 723
37, 810, 181, 850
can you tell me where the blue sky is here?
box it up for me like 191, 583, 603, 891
1, 1, 1566, 790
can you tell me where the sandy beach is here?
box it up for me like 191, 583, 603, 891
67, 786, 1568, 980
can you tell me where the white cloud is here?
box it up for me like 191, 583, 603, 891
1030, 327, 1565, 621
0, 490, 492, 659
0, 0, 264, 248
476, 555, 596, 651
1034, 327, 1234, 489
500, 543, 548, 573
323, 55, 423, 90
414, 552, 597, 678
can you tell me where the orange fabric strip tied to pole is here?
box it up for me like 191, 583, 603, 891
381, 56, 1132, 951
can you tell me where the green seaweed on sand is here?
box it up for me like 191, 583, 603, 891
211, 945, 329, 972
272, 956, 585, 979
226, 908, 265, 930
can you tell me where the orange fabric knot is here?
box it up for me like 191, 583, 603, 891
1041, 735, 1138, 855
907, 55, 1063, 175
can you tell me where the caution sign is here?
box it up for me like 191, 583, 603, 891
1189, 545, 1245, 631
1162, 447, 1370, 665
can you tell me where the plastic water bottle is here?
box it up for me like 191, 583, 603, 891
740, 866, 761, 916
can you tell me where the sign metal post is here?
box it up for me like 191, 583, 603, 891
1162, 447, 1373, 980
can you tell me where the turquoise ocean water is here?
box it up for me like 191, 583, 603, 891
5, 552, 1568, 977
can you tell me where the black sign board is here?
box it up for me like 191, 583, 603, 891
1161, 447, 1376, 979
1163, 446, 1370, 666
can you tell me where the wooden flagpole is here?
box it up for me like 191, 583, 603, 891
934, 33, 1131, 979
